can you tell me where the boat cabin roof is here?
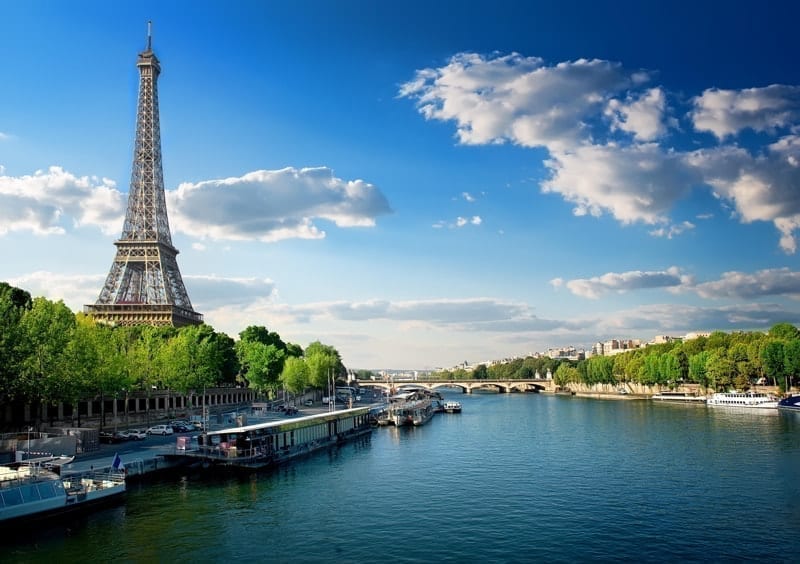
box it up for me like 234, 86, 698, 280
204, 406, 371, 437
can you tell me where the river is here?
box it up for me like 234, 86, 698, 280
3, 392, 799, 562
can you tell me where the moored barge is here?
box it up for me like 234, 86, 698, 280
177, 406, 373, 470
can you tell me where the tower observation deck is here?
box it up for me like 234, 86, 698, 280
86, 24, 202, 327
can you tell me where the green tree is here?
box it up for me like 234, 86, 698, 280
472, 364, 488, 380
688, 351, 710, 386
16, 298, 76, 422
706, 351, 735, 391
305, 345, 341, 390
782, 339, 800, 392
281, 356, 310, 394
553, 363, 579, 386
0, 282, 32, 401
768, 322, 800, 341
761, 340, 786, 389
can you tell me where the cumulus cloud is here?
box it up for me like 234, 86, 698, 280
0, 166, 391, 244
168, 167, 392, 243
402, 52, 800, 253
542, 143, 696, 224
400, 52, 640, 151
552, 267, 693, 299
605, 87, 670, 141
461, 191, 476, 202
0, 166, 124, 236
691, 268, 800, 300
691, 85, 800, 139
687, 136, 800, 252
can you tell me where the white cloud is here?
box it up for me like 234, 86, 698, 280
692, 268, 800, 300
402, 53, 800, 254
461, 191, 476, 202
542, 143, 696, 224
649, 220, 695, 239
8, 271, 105, 307
0, 132, 9, 141
400, 52, 640, 151
191, 242, 206, 251
168, 167, 392, 243
0, 166, 123, 236
185, 275, 277, 309
691, 85, 800, 139
595, 302, 800, 334
605, 87, 670, 141
687, 136, 800, 253
554, 266, 693, 299
0, 165, 392, 244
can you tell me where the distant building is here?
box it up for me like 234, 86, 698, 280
546, 346, 585, 361
683, 331, 712, 340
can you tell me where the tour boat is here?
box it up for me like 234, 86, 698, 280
777, 395, 800, 412
0, 459, 126, 524
706, 391, 779, 409
651, 391, 707, 402
443, 401, 462, 413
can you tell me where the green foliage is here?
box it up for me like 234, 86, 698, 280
769, 322, 800, 341
281, 356, 310, 394
472, 364, 489, 379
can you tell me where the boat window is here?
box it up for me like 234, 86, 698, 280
20, 484, 41, 502
1, 487, 24, 506
38, 481, 58, 499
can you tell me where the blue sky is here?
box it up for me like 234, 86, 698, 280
2, 0, 800, 370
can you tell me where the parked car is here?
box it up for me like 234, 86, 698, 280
146, 424, 174, 436
304, 399, 314, 406
171, 423, 191, 433
99, 431, 126, 444
125, 429, 147, 440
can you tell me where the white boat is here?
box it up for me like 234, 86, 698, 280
651, 391, 707, 402
380, 392, 435, 426
706, 391, 779, 409
0, 460, 126, 524
443, 401, 462, 413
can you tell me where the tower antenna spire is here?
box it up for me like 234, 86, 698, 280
147, 20, 152, 50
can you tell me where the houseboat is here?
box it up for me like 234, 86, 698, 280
377, 391, 435, 427
179, 406, 373, 470
0, 458, 126, 525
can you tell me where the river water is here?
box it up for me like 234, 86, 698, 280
4, 392, 799, 563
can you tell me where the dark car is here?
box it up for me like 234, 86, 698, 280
99, 431, 125, 444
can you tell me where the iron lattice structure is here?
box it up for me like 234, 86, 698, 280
86, 28, 202, 327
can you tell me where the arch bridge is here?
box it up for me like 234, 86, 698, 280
355, 378, 555, 394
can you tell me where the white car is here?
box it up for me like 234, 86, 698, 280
146, 424, 174, 436
126, 429, 147, 440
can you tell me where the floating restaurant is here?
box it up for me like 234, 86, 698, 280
176, 406, 374, 470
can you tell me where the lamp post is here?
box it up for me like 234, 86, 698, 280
27, 426, 32, 460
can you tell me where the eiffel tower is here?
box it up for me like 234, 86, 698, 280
86, 24, 202, 327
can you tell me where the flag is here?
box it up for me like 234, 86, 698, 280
111, 453, 124, 471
